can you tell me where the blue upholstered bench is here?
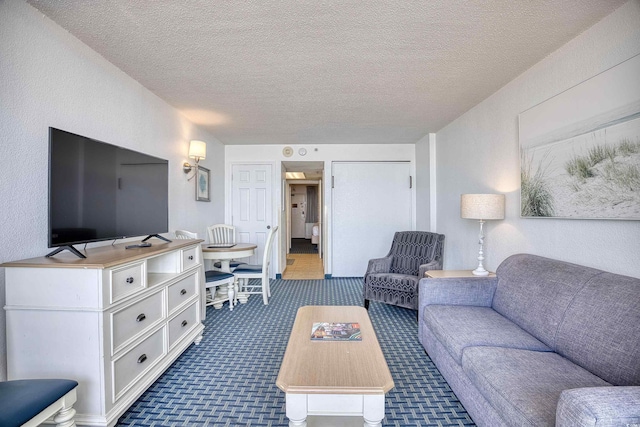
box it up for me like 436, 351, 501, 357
0, 379, 78, 427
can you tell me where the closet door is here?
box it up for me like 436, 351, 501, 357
331, 162, 412, 277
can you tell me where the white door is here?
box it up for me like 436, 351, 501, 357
332, 162, 412, 277
231, 164, 273, 266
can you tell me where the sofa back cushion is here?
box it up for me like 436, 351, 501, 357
555, 272, 640, 386
492, 254, 602, 349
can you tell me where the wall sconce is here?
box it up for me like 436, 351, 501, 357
183, 140, 207, 179
461, 194, 505, 275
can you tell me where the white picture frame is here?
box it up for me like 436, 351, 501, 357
519, 54, 640, 220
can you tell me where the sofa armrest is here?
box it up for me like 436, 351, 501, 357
365, 256, 393, 277
418, 260, 442, 278
418, 276, 497, 311
556, 386, 640, 427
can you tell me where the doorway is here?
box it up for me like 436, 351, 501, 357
282, 161, 324, 280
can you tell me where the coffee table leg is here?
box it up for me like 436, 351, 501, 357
286, 393, 307, 427
363, 394, 385, 427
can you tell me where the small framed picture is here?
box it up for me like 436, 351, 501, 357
196, 165, 210, 202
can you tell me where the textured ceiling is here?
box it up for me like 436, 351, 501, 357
27, 0, 626, 145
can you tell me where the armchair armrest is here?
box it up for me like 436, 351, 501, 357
556, 386, 640, 427
365, 256, 393, 276
418, 260, 443, 278
418, 276, 498, 313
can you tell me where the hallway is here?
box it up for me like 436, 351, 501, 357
282, 253, 324, 280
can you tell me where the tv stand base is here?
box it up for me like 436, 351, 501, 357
46, 246, 87, 259
142, 234, 172, 243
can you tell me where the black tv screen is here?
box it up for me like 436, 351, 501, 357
49, 127, 169, 248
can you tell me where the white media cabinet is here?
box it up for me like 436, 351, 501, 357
3, 240, 206, 426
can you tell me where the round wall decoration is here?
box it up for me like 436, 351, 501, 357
282, 146, 293, 157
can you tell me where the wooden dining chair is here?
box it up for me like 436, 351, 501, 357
205, 270, 236, 311
175, 229, 198, 239
206, 224, 246, 271
233, 226, 279, 305
207, 224, 235, 244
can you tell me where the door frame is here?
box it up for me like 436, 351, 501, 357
286, 180, 322, 257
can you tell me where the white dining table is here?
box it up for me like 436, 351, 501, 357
201, 243, 257, 272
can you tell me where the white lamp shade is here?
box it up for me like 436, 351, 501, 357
188, 140, 206, 160
461, 194, 505, 220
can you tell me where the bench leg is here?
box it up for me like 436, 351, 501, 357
53, 403, 77, 427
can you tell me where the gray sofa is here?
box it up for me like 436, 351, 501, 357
418, 254, 640, 426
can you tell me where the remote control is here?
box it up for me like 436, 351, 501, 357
125, 243, 152, 249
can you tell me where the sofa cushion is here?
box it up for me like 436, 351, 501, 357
492, 254, 602, 349
463, 347, 610, 427
556, 386, 640, 427
423, 305, 551, 364
555, 272, 640, 386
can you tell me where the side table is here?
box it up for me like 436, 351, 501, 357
425, 270, 496, 278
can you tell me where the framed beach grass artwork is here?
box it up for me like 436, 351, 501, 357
519, 54, 640, 220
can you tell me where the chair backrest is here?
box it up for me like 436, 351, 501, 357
175, 230, 198, 239
388, 231, 445, 276
262, 226, 279, 273
207, 224, 236, 244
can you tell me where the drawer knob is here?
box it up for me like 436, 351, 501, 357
136, 313, 146, 322
181, 320, 188, 327
180, 289, 187, 295
126, 277, 134, 284
188, 255, 194, 260
137, 354, 147, 364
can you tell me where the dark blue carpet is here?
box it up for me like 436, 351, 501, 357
117, 278, 474, 426
289, 238, 317, 254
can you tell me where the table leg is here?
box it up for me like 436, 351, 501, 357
220, 259, 231, 272
286, 393, 307, 427
362, 394, 385, 427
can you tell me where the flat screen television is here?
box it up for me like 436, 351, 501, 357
48, 127, 170, 258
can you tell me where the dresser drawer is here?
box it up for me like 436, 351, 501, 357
110, 262, 145, 303
112, 291, 164, 353
112, 327, 166, 402
167, 274, 198, 314
182, 247, 198, 271
168, 301, 199, 349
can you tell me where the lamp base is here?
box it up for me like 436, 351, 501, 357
472, 267, 489, 276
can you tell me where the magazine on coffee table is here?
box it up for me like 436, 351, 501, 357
310, 322, 362, 341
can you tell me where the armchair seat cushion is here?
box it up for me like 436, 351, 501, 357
0, 379, 78, 427
424, 305, 551, 364
364, 273, 419, 310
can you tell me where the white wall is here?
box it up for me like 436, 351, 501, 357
0, 1, 224, 380
226, 144, 417, 276
433, 0, 640, 278
415, 133, 431, 230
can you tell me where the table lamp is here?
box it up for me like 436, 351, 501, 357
461, 194, 505, 276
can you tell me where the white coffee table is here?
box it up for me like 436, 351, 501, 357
276, 306, 394, 427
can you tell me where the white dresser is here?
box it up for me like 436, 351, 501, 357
3, 240, 206, 427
